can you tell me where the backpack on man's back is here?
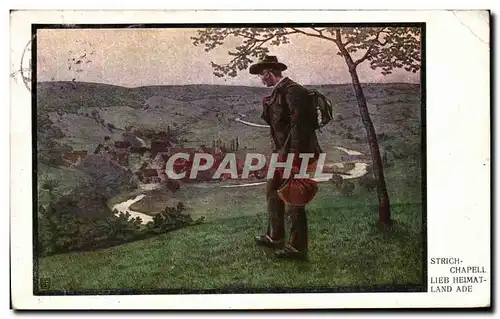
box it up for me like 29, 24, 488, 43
307, 89, 334, 131
281, 81, 334, 131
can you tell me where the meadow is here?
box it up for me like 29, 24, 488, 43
36, 81, 423, 292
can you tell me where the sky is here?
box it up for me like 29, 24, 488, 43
37, 28, 420, 88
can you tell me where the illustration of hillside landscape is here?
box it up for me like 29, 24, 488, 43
35, 26, 424, 293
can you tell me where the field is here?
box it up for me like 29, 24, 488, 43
36, 81, 423, 292
38, 159, 423, 291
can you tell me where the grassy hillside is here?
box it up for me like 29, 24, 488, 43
37, 81, 144, 112
37, 81, 420, 160
38, 158, 423, 292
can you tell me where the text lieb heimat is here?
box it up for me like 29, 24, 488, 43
429, 258, 488, 293
164, 152, 333, 180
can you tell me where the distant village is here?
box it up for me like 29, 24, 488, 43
61, 131, 267, 186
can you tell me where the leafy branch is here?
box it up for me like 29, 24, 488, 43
353, 28, 387, 67
192, 28, 299, 77
192, 27, 421, 78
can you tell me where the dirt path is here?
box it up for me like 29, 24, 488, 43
234, 117, 269, 128
135, 136, 148, 148
335, 146, 363, 156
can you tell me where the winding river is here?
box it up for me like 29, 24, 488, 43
113, 194, 153, 223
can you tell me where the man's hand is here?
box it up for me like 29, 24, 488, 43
277, 149, 301, 178
278, 148, 287, 161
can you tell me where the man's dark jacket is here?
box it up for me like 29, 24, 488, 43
261, 77, 323, 159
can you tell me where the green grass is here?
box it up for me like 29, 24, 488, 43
37, 159, 424, 292
38, 203, 422, 291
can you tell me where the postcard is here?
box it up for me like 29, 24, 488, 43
9, 9, 491, 310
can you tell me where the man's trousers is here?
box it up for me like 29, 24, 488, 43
265, 174, 308, 252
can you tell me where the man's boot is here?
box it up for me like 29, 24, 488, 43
255, 192, 285, 248
275, 205, 308, 260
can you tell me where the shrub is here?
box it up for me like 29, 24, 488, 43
45, 126, 65, 139
377, 132, 391, 141
330, 174, 343, 188
359, 174, 377, 193
37, 199, 203, 257
37, 140, 73, 166
166, 180, 181, 193
382, 150, 395, 168
384, 139, 421, 161
339, 181, 355, 196
146, 202, 204, 234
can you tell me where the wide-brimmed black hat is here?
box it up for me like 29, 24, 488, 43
249, 55, 288, 75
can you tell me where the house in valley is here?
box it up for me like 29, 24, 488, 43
197, 146, 224, 155
114, 152, 129, 167
141, 168, 161, 184
151, 153, 170, 170
62, 151, 88, 167
130, 146, 149, 155
114, 141, 131, 153
151, 140, 171, 153
94, 143, 104, 154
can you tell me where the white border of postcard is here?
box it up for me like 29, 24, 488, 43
10, 10, 490, 309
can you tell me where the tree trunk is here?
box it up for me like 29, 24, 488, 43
334, 37, 392, 227
348, 68, 392, 227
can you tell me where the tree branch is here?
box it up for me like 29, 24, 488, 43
335, 29, 342, 43
233, 32, 261, 40
353, 27, 387, 67
353, 47, 373, 68
334, 29, 356, 69
291, 27, 338, 43
312, 27, 326, 34
216, 29, 299, 68
225, 41, 258, 64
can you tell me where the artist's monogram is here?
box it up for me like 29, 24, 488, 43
39, 277, 51, 290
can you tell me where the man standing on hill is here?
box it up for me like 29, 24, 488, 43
249, 55, 322, 261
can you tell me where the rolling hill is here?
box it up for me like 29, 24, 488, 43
37, 81, 421, 157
